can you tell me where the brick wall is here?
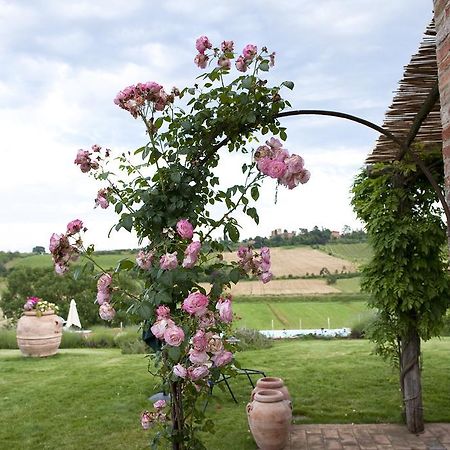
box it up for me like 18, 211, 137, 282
434, 1, 450, 223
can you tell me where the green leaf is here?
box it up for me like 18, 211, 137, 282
259, 61, 270, 72
241, 77, 253, 89
121, 214, 133, 232
251, 186, 259, 201
167, 346, 181, 362
229, 268, 240, 284
280, 129, 287, 141
116, 259, 135, 272
227, 223, 240, 242
282, 80, 295, 90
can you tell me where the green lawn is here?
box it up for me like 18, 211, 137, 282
319, 243, 372, 266
0, 339, 448, 449
6, 252, 136, 270
335, 277, 361, 293
234, 296, 371, 329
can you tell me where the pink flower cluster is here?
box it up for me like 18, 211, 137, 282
136, 250, 154, 270
23, 296, 40, 311
74, 144, 109, 173
255, 137, 310, 190
140, 400, 167, 430
97, 273, 116, 321
150, 291, 234, 385
95, 188, 110, 209
49, 219, 85, 275
114, 82, 176, 118
237, 246, 273, 283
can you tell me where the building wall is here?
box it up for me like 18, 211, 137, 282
434, 1, 450, 231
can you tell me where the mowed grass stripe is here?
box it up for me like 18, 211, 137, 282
234, 300, 372, 330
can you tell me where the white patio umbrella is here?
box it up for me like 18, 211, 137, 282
65, 299, 82, 329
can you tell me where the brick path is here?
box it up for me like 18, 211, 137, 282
289, 423, 450, 449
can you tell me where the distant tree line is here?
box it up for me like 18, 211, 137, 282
241, 225, 367, 248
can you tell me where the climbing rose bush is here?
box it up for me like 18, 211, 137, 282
50, 36, 309, 449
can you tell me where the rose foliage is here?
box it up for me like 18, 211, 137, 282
50, 36, 309, 449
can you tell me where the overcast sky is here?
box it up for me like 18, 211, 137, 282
0, 0, 433, 252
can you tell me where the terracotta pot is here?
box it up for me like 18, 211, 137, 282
16, 310, 63, 357
251, 377, 291, 401
247, 389, 292, 450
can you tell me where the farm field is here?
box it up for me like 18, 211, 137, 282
234, 298, 372, 330
318, 242, 372, 267
0, 339, 449, 450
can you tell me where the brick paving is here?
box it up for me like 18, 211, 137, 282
289, 423, 450, 449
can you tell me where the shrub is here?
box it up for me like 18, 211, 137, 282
233, 328, 273, 351
350, 314, 376, 339
114, 327, 150, 354
61, 330, 87, 348
83, 326, 118, 348
0, 328, 18, 349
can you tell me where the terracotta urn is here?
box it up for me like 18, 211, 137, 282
247, 389, 292, 450
16, 310, 63, 357
251, 377, 291, 402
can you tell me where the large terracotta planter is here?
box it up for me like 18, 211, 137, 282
16, 310, 63, 357
247, 389, 292, 450
251, 376, 291, 402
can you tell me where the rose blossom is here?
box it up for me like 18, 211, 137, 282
256, 157, 272, 176
176, 219, 194, 240
163, 324, 185, 347
298, 169, 311, 184
197, 310, 215, 329
66, 219, 84, 235
187, 365, 209, 381
235, 56, 248, 72
97, 273, 112, 292
218, 56, 231, 69
99, 302, 116, 321
96, 290, 110, 305
95, 188, 109, 209
182, 292, 209, 316
156, 305, 171, 319
260, 271, 273, 284
221, 40, 234, 52
140, 411, 153, 430
54, 263, 68, 275
182, 241, 201, 268
195, 35, 212, 54
189, 349, 210, 365
242, 44, 257, 60
211, 350, 233, 367
151, 318, 175, 339
153, 400, 166, 410
49, 233, 63, 253
216, 297, 233, 323
206, 334, 224, 354
260, 247, 270, 263
267, 160, 287, 179
160, 252, 178, 270
194, 53, 209, 69
266, 137, 283, 149
136, 250, 154, 270
192, 329, 207, 351
173, 364, 187, 378
285, 154, 304, 174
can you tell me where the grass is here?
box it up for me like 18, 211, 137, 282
318, 243, 372, 266
0, 339, 449, 449
335, 277, 361, 293
234, 294, 371, 329
6, 252, 136, 270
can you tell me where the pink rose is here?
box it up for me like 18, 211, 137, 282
97, 273, 112, 292
182, 241, 201, 268
182, 292, 209, 316
298, 169, 311, 184
54, 263, 68, 275
260, 271, 273, 284
273, 148, 289, 162
176, 219, 194, 240
221, 40, 234, 52
173, 364, 187, 378
206, 334, 224, 354
216, 297, 233, 323
151, 318, 174, 339
267, 160, 287, 179
194, 53, 209, 69
195, 35, 212, 54
266, 137, 283, 149
140, 410, 152, 430
197, 310, 216, 329
187, 365, 209, 381
260, 247, 270, 263
153, 400, 166, 410
218, 56, 231, 69
160, 252, 178, 270
192, 329, 207, 351
189, 349, 210, 365
136, 250, 154, 270
66, 219, 84, 235
49, 233, 63, 253
256, 157, 272, 176
285, 154, 304, 174
260, 260, 271, 272
163, 325, 185, 347
95, 188, 109, 209
156, 305, 171, 319
211, 351, 233, 367
96, 290, 110, 305
99, 302, 116, 321
242, 44, 257, 60
235, 56, 248, 72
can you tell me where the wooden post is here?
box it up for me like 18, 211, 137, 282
400, 329, 424, 433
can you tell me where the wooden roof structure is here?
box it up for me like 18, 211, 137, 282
366, 23, 442, 164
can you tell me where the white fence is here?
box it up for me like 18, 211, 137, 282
259, 328, 351, 339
